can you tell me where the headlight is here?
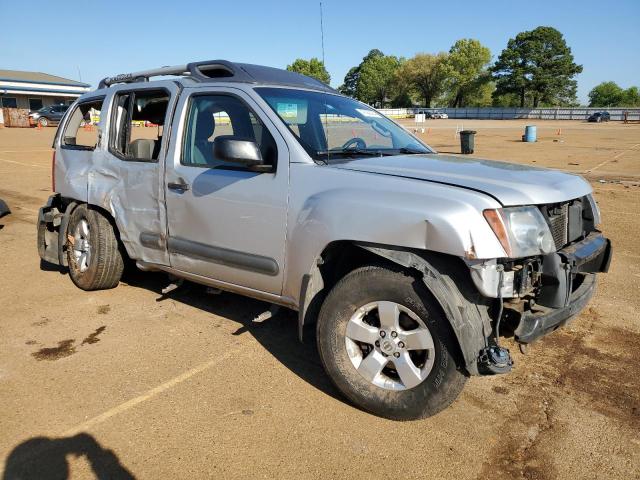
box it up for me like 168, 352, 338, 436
484, 206, 555, 258
30, 113, 40, 119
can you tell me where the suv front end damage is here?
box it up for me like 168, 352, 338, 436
469, 194, 612, 347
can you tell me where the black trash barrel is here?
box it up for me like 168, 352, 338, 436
460, 130, 477, 154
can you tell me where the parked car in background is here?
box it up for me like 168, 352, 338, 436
29, 104, 69, 127
37, 60, 611, 420
587, 111, 610, 123
430, 110, 448, 119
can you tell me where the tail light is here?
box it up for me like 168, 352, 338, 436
51, 150, 56, 192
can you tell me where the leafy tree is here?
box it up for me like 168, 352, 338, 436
339, 66, 359, 97
286, 58, 331, 85
589, 82, 640, 107
390, 91, 414, 108
396, 53, 449, 107
338, 49, 385, 98
464, 78, 495, 107
492, 26, 582, 107
356, 54, 402, 107
588, 81, 624, 107
445, 39, 492, 107
623, 86, 640, 106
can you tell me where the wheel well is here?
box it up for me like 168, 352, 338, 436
301, 242, 485, 374
60, 198, 129, 261
301, 241, 440, 332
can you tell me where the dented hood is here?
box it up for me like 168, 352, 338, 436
329, 154, 592, 206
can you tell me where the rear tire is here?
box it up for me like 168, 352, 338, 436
317, 265, 466, 420
66, 205, 124, 290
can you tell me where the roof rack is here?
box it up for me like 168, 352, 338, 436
98, 64, 189, 89
97, 60, 337, 93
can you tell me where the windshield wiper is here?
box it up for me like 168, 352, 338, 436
316, 148, 393, 159
398, 147, 431, 155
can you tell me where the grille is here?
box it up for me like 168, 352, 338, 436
547, 203, 569, 248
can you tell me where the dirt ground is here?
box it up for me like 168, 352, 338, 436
0, 119, 639, 479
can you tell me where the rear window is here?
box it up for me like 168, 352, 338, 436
61, 99, 104, 150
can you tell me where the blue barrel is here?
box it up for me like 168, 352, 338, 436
524, 125, 537, 142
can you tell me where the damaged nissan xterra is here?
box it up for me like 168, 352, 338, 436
37, 60, 612, 420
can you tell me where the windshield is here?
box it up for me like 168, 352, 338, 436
256, 87, 432, 162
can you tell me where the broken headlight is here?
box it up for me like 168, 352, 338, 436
484, 206, 555, 258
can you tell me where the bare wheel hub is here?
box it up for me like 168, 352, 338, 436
72, 218, 91, 272
345, 301, 436, 391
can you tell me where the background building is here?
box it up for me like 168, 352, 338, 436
0, 69, 90, 112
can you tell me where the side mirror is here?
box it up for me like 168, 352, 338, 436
213, 136, 264, 168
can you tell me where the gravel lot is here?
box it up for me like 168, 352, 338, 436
1, 119, 639, 479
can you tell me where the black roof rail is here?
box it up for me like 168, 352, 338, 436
97, 60, 337, 93
98, 64, 189, 89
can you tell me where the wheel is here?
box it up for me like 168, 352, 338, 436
66, 205, 124, 290
38, 117, 49, 127
317, 265, 466, 420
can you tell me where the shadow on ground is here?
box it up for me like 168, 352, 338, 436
2, 433, 135, 480
120, 269, 344, 404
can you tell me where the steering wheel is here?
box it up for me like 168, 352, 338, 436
341, 137, 367, 150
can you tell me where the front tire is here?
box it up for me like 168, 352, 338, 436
66, 205, 124, 290
38, 117, 49, 127
317, 265, 466, 420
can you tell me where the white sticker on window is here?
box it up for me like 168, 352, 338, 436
277, 103, 298, 119
356, 108, 382, 118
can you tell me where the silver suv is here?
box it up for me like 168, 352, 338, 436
37, 60, 612, 420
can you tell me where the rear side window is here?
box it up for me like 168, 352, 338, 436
62, 99, 104, 150
182, 94, 277, 169
109, 89, 170, 162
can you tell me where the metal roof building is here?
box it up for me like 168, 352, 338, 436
0, 69, 90, 111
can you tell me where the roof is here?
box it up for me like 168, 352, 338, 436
0, 69, 90, 87
98, 60, 337, 94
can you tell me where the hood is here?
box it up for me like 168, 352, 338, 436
328, 154, 592, 206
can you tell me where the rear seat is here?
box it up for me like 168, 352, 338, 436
129, 139, 157, 160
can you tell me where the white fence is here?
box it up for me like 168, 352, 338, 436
378, 107, 640, 121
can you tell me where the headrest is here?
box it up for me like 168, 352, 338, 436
133, 99, 168, 125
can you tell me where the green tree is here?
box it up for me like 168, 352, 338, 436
465, 78, 495, 107
356, 54, 402, 107
445, 39, 492, 107
339, 66, 360, 97
397, 52, 449, 107
588, 81, 624, 107
492, 26, 583, 107
286, 58, 331, 85
338, 49, 385, 98
622, 86, 640, 106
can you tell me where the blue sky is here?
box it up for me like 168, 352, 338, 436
1, 0, 638, 104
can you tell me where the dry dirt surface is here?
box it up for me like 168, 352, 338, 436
1, 120, 639, 479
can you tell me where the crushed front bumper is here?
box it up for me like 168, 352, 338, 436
514, 273, 596, 343
514, 231, 612, 344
